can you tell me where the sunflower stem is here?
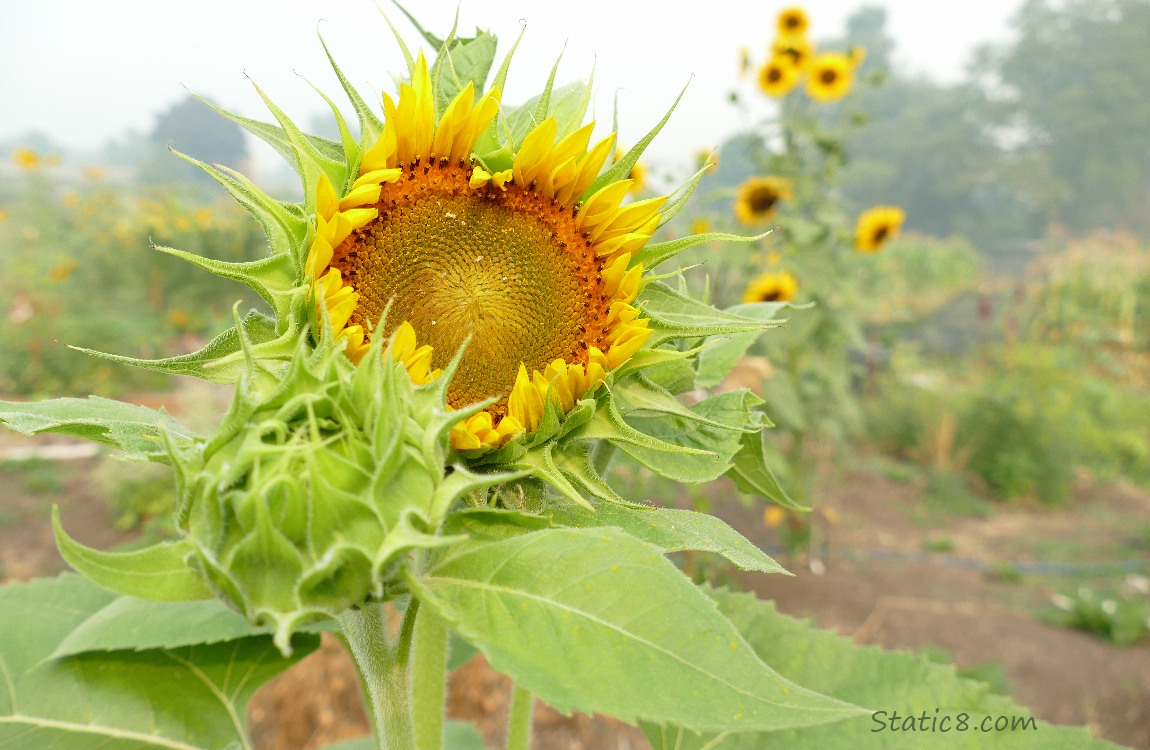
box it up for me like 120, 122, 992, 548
339, 603, 415, 750
504, 683, 535, 750
411, 600, 448, 750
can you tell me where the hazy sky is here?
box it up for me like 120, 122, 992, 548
0, 1, 1023, 179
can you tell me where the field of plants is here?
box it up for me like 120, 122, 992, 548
1, 2, 1148, 749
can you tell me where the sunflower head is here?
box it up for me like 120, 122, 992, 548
743, 271, 798, 303
12, 148, 40, 170
305, 51, 671, 453
805, 52, 855, 102
772, 33, 814, 70
734, 176, 794, 225
757, 57, 800, 98
855, 206, 905, 252
777, 7, 810, 36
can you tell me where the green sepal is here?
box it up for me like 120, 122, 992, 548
656, 163, 712, 229
551, 445, 634, 506
694, 301, 790, 388
378, 4, 417, 75
300, 72, 362, 181
636, 229, 772, 270
582, 80, 688, 202
513, 441, 593, 510
53, 508, 213, 601
0, 395, 195, 462
169, 149, 308, 263
608, 344, 702, 382
69, 309, 298, 386
153, 244, 298, 323
611, 390, 761, 484
190, 90, 345, 181
546, 498, 788, 575
243, 77, 348, 219
640, 281, 782, 345
613, 376, 762, 433
319, 29, 385, 149
430, 464, 529, 526
727, 428, 800, 509
566, 390, 714, 459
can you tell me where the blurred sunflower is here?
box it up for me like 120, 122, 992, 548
734, 176, 793, 225
757, 57, 800, 98
615, 148, 647, 194
12, 148, 40, 170
743, 271, 798, 303
738, 46, 752, 77
772, 33, 814, 70
854, 206, 905, 253
777, 7, 810, 36
806, 52, 854, 102
310, 53, 662, 451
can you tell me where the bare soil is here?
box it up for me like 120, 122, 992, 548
3, 408, 1148, 748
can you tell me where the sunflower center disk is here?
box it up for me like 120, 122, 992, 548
333, 166, 608, 415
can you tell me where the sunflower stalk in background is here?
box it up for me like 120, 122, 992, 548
684, 7, 903, 547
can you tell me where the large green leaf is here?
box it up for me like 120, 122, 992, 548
727, 429, 800, 509
0, 396, 195, 461
319, 722, 484, 750
639, 282, 781, 346
410, 528, 863, 733
545, 499, 788, 574
643, 587, 1119, 749
0, 575, 317, 749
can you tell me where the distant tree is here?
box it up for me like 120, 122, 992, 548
138, 95, 247, 185
834, 7, 1042, 243
979, 0, 1150, 232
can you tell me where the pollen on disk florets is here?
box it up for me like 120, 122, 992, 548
307, 52, 665, 452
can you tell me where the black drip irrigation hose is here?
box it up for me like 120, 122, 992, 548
759, 544, 1150, 576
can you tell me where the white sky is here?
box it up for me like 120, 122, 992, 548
0, 1, 1022, 180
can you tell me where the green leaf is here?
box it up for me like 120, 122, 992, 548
727, 430, 800, 510
0, 574, 317, 750
53, 509, 212, 602
613, 377, 760, 433
434, 28, 499, 106
410, 528, 863, 733
0, 396, 195, 461
546, 499, 787, 574
695, 302, 790, 388
644, 587, 1119, 749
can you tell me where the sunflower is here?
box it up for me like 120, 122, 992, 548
734, 176, 793, 225
855, 206, 905, 252
756, 57, 800, 98
738, 46, 752, 77
309, 53, 661, 452
805, 52, 854, 102
771, 33, 814, 70
743, 271, 798, 303
776, 7, 810, 36
12, 148, 40, 170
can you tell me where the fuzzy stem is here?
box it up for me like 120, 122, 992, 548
339, 604, 415, 750
411, 602, 449, 750
504, 684, 535, 750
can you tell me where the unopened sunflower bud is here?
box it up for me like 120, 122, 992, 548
168, 335, 485, 653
